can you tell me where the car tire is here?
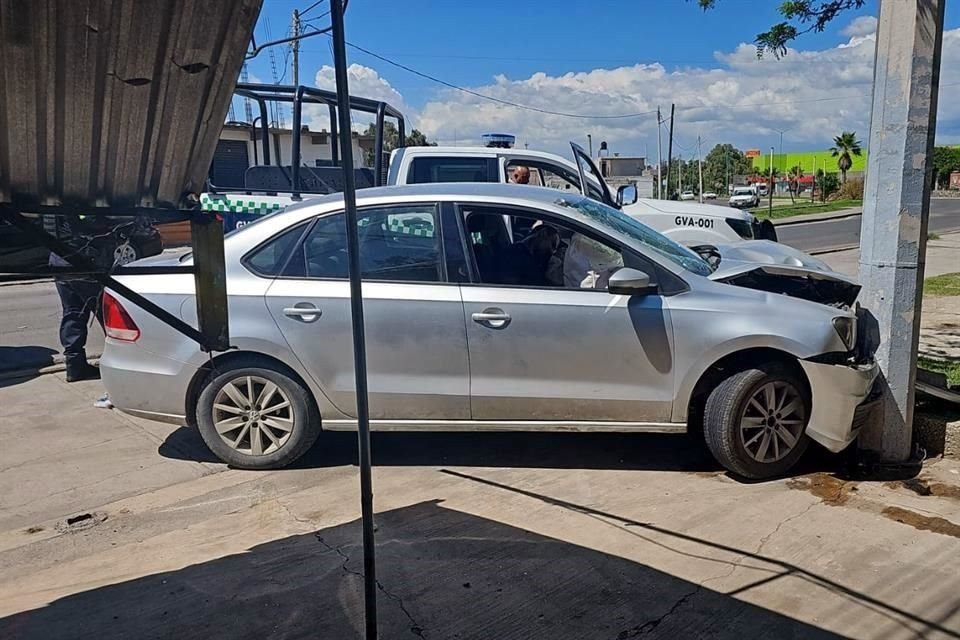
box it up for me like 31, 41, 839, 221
196, 358, 321, 469
703, 365, 810, 480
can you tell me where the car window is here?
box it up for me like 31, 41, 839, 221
290, 204, 444, 283
243, 223, 307, 277
408, 157, 498, 183
462, 206, 624, 290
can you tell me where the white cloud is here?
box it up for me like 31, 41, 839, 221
301, 27, 960, 157
842, 15, 878, 38
307, 63, 410, 132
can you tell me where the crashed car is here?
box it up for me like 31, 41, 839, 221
100, 183, 878, 479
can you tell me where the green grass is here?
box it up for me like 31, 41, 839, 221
928, 232, 941, 241
924, 272, 960, 296
752, 199, 862, 220
918, 356, 960, 388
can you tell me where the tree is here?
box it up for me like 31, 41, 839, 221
830, 131, 862, 183
702, 144, 753, 194
362, 122, 435, 165
696, 1, 866, 58
931, 146, 960, 190
788, 164, 804, 202
815, 168, 840, 202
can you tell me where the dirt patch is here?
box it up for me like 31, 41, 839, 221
885, 477, 960, 500
786, 474, 859, 506
881, 506, 960, 539
23, 525, 44, 534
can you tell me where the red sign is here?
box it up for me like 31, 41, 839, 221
745, 149, 761, 158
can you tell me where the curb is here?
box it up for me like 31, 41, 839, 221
772, 209, 862, 227
0, 354, 101, 381
809, 244, 860, 256
0, 278, 52, 288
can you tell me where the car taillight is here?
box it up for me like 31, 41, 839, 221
103, 292, 141, 342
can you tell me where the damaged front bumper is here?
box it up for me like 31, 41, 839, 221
799, 358, 880, 452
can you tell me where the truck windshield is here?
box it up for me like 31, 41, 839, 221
557, 196, 712, 276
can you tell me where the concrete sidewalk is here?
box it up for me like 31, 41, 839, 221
1, 373, 959, 638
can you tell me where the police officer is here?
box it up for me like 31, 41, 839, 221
43, 214, 109, 382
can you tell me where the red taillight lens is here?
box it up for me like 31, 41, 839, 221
103, 292, 141, 342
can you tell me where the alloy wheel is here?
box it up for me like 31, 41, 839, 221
212, 375, 295, 456
739, 381, 806, 464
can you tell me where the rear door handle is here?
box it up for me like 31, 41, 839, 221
283, 304, 321, 322
472, 308, 511, 329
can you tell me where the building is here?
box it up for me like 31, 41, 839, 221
209, 124, 374, 189
597, 154, 654, 198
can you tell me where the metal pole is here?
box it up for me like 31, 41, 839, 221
666, 103, 675, 198
768, 146, 774, 217
697, 135, 704, 203
374, 103, 385, 185
779, 130, 784, 174
328, 104, 339, 166
331, 0, 379, 637
858, 0, 944, 462
587, 133, 593, 157
656, 106, 663, 199
677, 153, 682, 195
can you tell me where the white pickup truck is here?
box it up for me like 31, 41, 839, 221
386, 142, 775, 245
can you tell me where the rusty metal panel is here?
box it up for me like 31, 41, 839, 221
0, 0, 263, 211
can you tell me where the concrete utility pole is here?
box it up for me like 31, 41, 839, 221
292, 9, 301, 87
858, 0, 945, 462
656, 106, 663, 199
678, 153, 682, 194
666, 103, 675, 198
768, 146, 774, 217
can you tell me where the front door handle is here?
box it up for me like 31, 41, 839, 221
283, 304, 321, 322
472, 308, 511, 329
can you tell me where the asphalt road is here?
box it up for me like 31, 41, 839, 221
777, 197, 960, 253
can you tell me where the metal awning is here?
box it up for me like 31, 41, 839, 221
0, 0, 262, 212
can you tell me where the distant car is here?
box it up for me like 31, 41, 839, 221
702, 192, 718, 200
102, 182, 878, 480
729, 187, 760, 209
679, 191, 696, 201
0, 217, 162, 273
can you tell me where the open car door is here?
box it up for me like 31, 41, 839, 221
569, 141, 618, 208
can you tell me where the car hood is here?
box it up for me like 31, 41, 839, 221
706, 240, 861, 307
626, 198, 751, 220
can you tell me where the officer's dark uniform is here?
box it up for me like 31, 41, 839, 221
42, 214, 112, 382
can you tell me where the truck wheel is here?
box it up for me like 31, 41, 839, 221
196, 358, 321, 469
703, 366, 809, 480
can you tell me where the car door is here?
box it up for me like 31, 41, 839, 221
457, 203, 676, 423
262, 202, 470, 421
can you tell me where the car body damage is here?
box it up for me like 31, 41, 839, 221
705, 240, 862, 306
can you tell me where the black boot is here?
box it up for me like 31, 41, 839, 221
65, 357, 100, 382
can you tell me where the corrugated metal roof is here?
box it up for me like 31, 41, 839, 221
0, 0, 263, 211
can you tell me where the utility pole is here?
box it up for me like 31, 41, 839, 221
768, 146, 774, 217
656, 106, 663, 199
697, 135, 704, 203
292, 9, 301, 87
666, 103, 675, 198
811, 155, 816, 202
678, 153, 682, 195
858, 0, 945, 463
779, 130, 784, 174
587, 133, 593, 157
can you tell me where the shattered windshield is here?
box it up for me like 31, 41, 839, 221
557, 196, 713, 276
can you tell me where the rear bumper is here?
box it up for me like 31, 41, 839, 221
100, 341, 197, 424
799, 358, 879, 452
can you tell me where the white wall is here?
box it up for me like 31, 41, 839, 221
220, 128, 368, 168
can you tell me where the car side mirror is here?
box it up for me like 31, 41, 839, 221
616, 184, 638, 206
608, 268, 657, 296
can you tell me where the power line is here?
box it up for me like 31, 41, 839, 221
333, 36, 659, 120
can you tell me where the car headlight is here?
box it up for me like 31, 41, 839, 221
833, 316, 856, 351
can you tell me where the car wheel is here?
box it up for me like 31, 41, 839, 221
703, 365, 810, 480
196, 359, 321, 469
114, 241, 139, 266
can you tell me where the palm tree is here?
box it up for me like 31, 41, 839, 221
830, 132, 862, 183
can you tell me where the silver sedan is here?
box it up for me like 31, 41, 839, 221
101, 183, 878, 479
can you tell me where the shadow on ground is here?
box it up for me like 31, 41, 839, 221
158, 426, 847, 476
0, 500, 852, 640
0, 345, 56, 388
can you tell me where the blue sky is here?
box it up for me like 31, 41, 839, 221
242, 1, 960, 157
